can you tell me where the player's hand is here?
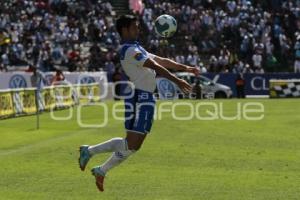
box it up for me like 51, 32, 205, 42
186, 66, 200, 76
176, 79, 192, 94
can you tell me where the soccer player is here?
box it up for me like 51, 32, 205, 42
78, 15, 200, 192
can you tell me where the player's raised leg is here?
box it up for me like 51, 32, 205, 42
79, 145, 91, 171
78, 137, 128, 171
91, 132, 146, 192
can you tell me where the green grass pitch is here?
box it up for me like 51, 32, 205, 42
0, 99, 299, 200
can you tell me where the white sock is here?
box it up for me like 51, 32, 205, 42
100, 150, 135, 174
88, 137, 127, 155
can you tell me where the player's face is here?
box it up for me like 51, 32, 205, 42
128, 21, 140, 40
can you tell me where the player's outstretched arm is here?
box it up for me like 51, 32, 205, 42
153, 55, 200, 76
143, 58, 192, 94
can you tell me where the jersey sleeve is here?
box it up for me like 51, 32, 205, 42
148, 53, 156, 59
124, 46, 150, 67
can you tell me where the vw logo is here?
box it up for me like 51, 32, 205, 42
9, 75, 27, 88
78, 76, 96, 84
158, 79, 176, 98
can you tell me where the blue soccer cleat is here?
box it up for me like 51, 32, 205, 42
79, 145, 91, 171
91, 166, 106, 192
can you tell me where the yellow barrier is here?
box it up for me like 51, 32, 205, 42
0, 90, 14, 117
63, 86, 74, 107
22, 89, 37, 114
76, 83, 100, 104
92, 84, 101, 102
43, 87, 56, 110
0, 83, 101, 119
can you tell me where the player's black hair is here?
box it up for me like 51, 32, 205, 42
116, 15, 137, 37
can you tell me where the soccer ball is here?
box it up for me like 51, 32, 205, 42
154, 14, 177, 38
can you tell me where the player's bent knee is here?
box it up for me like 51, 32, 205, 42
128, 144, 142, 151
118, 150, 135, 159
126, 131, 146, 151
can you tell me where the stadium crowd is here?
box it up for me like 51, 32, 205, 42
141, 0, 300, 73
1, 0, 300, 76
0, 0, 120, 80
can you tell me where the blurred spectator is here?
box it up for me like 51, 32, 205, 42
192, 79, 202, 99
1, 51, 9, 71
199, 62, 207, 73
29, 66, 38, 87
252, 52, 263, 71
27, 65, 46, 88
130, 0, 144, 14
209, 55, 218, 72
0, 0, 119, 74
232, 61, 244, 74
112, 66, 123, 100
235, 73, 245, 98
243, 64, 254, 73
105, 61, 116, 82
52, 69, 65, 85
294, 58, 300, 73
140, 0, 300, 73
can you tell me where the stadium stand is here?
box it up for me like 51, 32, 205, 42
0, 0, 300, 75
0, 0, 119, 79
141, 0, 300, 73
